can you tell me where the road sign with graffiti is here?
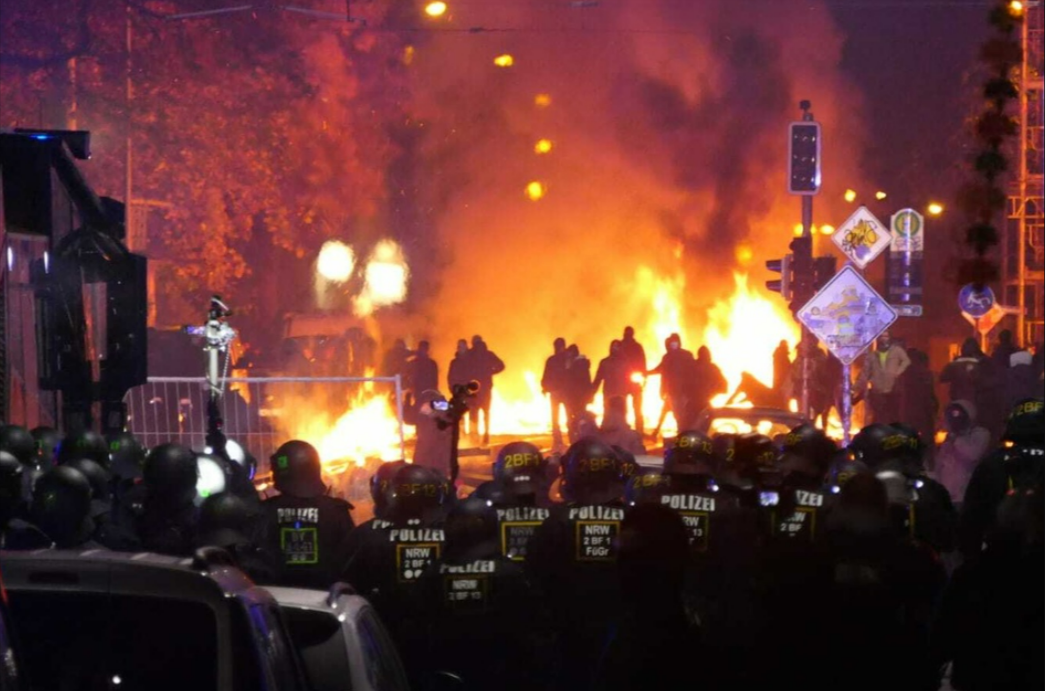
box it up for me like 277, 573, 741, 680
831, 205, 892, 270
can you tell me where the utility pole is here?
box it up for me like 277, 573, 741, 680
790, 100, 820, 419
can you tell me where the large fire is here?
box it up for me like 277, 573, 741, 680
289, 266, 800, 468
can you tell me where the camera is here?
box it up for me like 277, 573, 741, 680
759, 491, 780, 507
432, 400, 450, 412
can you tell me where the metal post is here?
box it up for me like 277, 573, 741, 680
125, 6, 134, 248
1017, 8, 1029, 345
841, 362, 852, 446
394, 374, 406, 461
798, 104, 815, 421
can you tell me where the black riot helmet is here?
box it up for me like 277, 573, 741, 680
57, 430, 110, 468
712, 433, 739, 469
561, 438, 623, 504
827, 449, 868, 493
370, 460, 408, 520
31, 427, 62, 467
389, 464, 448, 522
143, 443, 199, 506
885, 424, 925, 475
849, 423, 894, 471
271, 440, 326, 499
0, 450, 24, 517
29, 466, 94, 547
62, 458, 112, 505
1004, 398, 1044, 447
198, 492, 253, 547
470, 480, 511, 506
0, 425, 37, 466
493, 441, 546, 499
782, 424, 836, 473
444, 495, 499, 559
663, 430, 716, 477
624, 472, 671, 507
107, 431, 147, 480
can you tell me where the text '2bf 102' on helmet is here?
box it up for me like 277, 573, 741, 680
390, 464, 448, 521
271, 440, 326, 499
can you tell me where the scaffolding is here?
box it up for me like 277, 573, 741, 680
1005, 1, 1045, 346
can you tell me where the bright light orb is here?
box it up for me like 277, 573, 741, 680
927, 202, 944, 216
526, 181, 546, 201
534, 138, 553, 154
317, 241, 355, 283
424, 1, 447, 17
534, 93, 552, 107
875, 191, 887, 201
819, 224, 836, 236
493, 54, 515, 68
844, 189, 857, 203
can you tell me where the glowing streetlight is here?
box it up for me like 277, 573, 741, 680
534, 93, 552, 107
819, 224, 835, 236
424, 1, 448, 17
493, 54, 514, 68
1009, 0, 1024, 15
793, 223, 804, 237
735, 245, 754, 265
927, 202, 944, 216
534, 138, 553, 154
844, 189, 857, 203
875, 191, 887, 201
526, 181, 546, 201
317, 241, 355, 282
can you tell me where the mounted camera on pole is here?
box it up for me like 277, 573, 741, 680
184, 295, 236, 461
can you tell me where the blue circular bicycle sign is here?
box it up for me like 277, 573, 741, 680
958, 284, 995, 318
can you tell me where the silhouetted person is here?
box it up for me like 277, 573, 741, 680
1005, 349, 1040, 409
447, 338, 470, 392
648, 333, 694, 440
990, 329, 1019, 373
591, 504, 700, 691
592, 340, 630, 415
941, 338, 1001, 441
898, 348, 938, 449
541, 338, 570, 448
467, 335, 505, 446
686, 345, 728, 426
406, 340, 439, 400
934, 400, 990, 507
619, 327, 647, 435
562, 344, 592, 440
413, 390, 453, 481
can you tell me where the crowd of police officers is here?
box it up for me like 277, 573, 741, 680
0, 394, 1041, 691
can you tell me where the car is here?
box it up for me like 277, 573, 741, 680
266, 583, 411, 691
692, 406, 810, 440
0, 547, 308, 691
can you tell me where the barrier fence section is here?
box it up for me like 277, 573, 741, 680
123, 376, 406, 465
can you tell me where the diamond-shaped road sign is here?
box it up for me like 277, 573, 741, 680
796, 265, 899, 366
832, 205, 892, 270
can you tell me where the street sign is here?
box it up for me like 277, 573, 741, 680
962, 303, 1006, 335
887, 208, 924, 315
831, 206, 892, 270
958, 284, 996, 318
796, 265, 899, 366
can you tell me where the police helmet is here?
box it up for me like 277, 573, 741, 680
712, 433, 739, 469
885, 424, 925, 473
827, 449, 868, 493
57, 430, 110, 468
0, 425, 37, 466
198, 492, 253, 547
1003, 398, 1044, 447
271, 440, 326, 499
143, 443, 199, 506
444, 495, 499, 555
849, 423, 893, 470
62, 458, 112, 505
31, 427, 62, 467
782, 424, 836, 470
613, 446, 640, 483
370, 460, 408, 519
560, 438, 622, 504
107, 431, 146, 480
0, 450, 24, 507
735, 433, 778, 473
196, 453, 230, 504
470, 480, 510, 506
30, 466, 94, 545
663, 430, 715, 477
624, 472, 670, 507
493, 442, 545, 498
389, 464, 448, 521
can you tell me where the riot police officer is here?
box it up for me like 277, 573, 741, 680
881, 424, 957, 554
660, 430, 740, 552
57, 429, 110, 468
490, 442, 552, 562
137, 442, 199, 556
262, 439, 355, 589
1, 424, 42, 504
30, 426, 61, 467
960, 397, 1044, 557
3, 466, 99, 549
773, 424, 836, 542
0, 451, 24, 528
525, 438, 625, 691
415, 496, 541, 691
198, 492, 278, 582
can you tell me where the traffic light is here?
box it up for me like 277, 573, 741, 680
813, 256, 837, 291
765, 254, 792, 300
788, 122, 821, 195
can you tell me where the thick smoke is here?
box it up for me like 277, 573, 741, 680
401, 0, 870, 386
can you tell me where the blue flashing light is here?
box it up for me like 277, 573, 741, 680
30, 134, 52, 140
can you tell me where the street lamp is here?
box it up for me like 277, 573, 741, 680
424, 1, 448, 18
927, 202, 944, 216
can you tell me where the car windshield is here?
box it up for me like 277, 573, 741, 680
708, 415, 796, 438
7, 591, 218, 691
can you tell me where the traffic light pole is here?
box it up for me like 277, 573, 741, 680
798, 104, 815, 421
